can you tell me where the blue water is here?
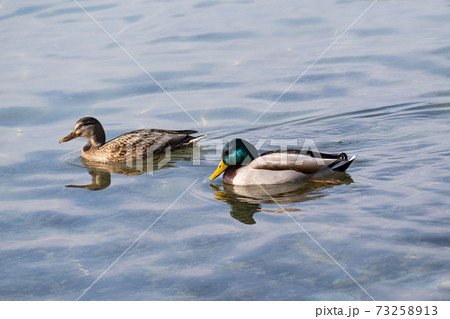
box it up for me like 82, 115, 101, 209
0, 0, 449, 300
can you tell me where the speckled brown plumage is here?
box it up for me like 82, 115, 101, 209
60, 117, 205, 163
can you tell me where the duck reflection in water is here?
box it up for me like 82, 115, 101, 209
211, 172, 354, 224
65, 151, 196, 191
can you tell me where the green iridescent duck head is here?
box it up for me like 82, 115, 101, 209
209, 138, 259, 181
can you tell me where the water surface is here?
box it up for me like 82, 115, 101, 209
0, 0, 450, 300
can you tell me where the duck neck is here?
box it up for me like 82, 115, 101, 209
92, 125, 106, 147
84, 126, 106, 152
223, 166, 239, 185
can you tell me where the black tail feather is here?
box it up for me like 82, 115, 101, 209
328, 156, 355, 172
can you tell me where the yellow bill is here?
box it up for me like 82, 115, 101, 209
209, 159, 228, 181
59, 132, 80, 143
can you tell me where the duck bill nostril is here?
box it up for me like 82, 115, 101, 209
59, 132, 80, 143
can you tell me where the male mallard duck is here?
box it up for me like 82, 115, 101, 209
209, 139, 355, 185
60, 117, 205, 163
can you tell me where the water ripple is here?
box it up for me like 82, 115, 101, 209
149, 31, 256, 43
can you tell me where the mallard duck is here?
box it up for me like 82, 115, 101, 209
209, 138, 355, 185
60, 117, 205, 163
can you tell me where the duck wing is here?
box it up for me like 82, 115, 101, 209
102, 129, 200, 159
249, 149, 352, 174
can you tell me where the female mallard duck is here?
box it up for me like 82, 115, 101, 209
60, 117, 205, 163
209, 139, 355, 185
